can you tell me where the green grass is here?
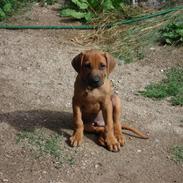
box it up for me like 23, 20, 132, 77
16, 129, 75, 166
139, 67, 183, 106
171, 145, 183, 163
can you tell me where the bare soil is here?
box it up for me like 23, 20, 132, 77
0, 3, 183, 183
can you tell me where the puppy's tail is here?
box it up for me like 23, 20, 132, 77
122, 124, 149, 139
85, 123, 149, 139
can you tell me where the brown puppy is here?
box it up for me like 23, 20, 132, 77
70, 50, 148, 152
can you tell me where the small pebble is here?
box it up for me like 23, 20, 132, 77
42, 171, 47, 174
95, 163, 102, 169
155, 139, 160, 143
3, 179, 9, 182
115, 91, 119, 94
137, 149, 142, 153
95, 164, 99, 168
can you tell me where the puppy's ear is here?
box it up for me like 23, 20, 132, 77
71, 52, 84, 73
104, 52, 116, 74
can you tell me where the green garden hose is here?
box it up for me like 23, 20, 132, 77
0, 6, 182, 30
0, 24, 97, 29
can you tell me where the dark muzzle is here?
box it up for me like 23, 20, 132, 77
88, 75, 102, 88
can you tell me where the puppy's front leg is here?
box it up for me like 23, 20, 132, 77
102, 97, 120, 152
70, 98, 84, 147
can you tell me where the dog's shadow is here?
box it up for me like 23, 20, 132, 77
0, 110, 72, 137
0, 110, 97, 144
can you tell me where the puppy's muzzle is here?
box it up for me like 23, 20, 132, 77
88, 75, 103, 88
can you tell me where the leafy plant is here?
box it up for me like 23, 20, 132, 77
0, 0, 57, 21
60, 0, 128, 22
61, 8, 93, 22
139, 67, 183, 106
159, 22, 183, 45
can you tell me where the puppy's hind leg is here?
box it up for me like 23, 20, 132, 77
84, 123, 104, 133
84, 123, 106, 146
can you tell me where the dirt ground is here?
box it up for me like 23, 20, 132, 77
0, 3, 183, 183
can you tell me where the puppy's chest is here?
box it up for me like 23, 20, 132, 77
80, 90, 101, 113
79, 89, 100, 102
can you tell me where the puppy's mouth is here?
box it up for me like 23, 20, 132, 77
88, 80, 103, 88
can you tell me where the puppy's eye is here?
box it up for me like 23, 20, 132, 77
84, 63, 91, 69
99, 63, 106, 70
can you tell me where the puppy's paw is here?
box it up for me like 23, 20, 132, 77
70, 131, 83, 147
105, 135, 120, 152
97, 134, 106, 147
115, 133, 125, 146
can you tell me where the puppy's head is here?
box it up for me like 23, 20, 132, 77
72, 50, 116, 88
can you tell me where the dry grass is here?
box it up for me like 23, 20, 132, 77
74, 10, 182, 63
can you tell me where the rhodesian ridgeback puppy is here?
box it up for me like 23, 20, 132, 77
70, 50, 148, 152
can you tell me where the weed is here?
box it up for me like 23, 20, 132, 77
16, 129, 75, 166
171, 145, 183, 163
159, 14, 183, 45
139, 67, 183, 106
171, 91, 183, 106
159, 11, 183, 45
